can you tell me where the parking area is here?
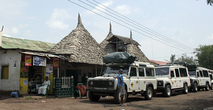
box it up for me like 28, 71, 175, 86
0, 90, 213, 110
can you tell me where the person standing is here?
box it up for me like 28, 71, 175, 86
115, 69, 126, 106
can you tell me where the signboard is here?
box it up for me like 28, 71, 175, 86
53, 57, 59, 68
25, 55, 32, 66
23, 79, 27, 85
76, 85, 87, 96
46, 64, 53, 74
33, 56, 46, 66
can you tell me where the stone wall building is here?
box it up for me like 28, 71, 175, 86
100, 23, 149, 62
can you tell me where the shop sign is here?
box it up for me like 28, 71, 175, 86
25, 55, 32, 66
53, 57, 59, 67
33, 56, 46, 66
46, 64, 53, 74
23, 79, 28, 85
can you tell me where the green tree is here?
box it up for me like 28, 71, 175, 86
175, 53, 197, 65
207, 0, 213, 5
170, 54, 176, 63
194, 45, 213, 69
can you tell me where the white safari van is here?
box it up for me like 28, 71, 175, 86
155, 64, 191, 97
188, 66, 211, 91
87, 61, 157, 103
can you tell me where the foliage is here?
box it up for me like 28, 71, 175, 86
195, 45, 213, 69
170, 54, 176, 63
25, 96, 33, 100
175, 53, 197, 65
207, 0, 213, 5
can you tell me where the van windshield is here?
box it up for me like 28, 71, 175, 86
188, 71, 196, 77
101, 65, 129, 77
155, 67, 169, 76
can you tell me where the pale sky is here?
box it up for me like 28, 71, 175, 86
0, 0, 212, 61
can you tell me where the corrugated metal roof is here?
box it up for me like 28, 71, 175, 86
1, 36, 55, 52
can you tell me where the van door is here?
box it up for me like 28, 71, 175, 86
199, 70, 204, 86
129, 67, 139, 91
197, 71, 202, 86
138, 68, 145, 90
171, 70, 177, 89
174, 69, 180, 89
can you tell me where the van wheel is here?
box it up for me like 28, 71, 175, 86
114, 88, 127, 104
145, 87, 153, 100
89, 91, 100, 102
183, 84, 188, 94
192, 83, 198, 92
206, 83, 210, 91
211, 84, 213, 90
163, 85, 171, 97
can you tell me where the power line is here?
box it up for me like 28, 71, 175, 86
91, 0, 193, 50
67, 0, 193, 52
88, 0, 194, 51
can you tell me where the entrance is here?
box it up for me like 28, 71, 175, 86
28, 66, 44, 94
66, 70, 78, 86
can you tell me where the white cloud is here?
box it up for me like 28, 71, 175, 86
114, 5, 131, 15
86, 0, 113, 14
46, 9, 72, 30
208, 33, 213, 39
0, 0, 28, 17
11, 27, 19, 34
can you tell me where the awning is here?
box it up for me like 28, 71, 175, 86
20, 51, 67, 60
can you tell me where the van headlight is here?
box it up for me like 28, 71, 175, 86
158, 81, 163, 86
109, 81, 112, 86
90, 81, 93, 85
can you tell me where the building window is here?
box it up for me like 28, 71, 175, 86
1, 65, 9, 79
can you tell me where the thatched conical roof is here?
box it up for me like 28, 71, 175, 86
50, 14, 106, 65
100, 23, 149, 62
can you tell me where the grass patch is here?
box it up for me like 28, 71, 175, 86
25, 96, 33, 100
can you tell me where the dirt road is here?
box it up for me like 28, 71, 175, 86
0, 90, 213, 110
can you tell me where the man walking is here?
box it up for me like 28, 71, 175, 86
115, 69, 126, 106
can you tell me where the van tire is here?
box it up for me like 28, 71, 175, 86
183, 84, 188, 94
114, 88, 127, 104
206, 83, 210, 91
192, 82, 198, 92
89, 91, 100, 102
145, 86, 153, 100
163, 85, 171, 97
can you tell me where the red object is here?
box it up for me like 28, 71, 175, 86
76, 85, 87, 96
25, 55, 32, 66
53, 57, 59, 67
22, 67, 29, 72
149, 60, 168, 65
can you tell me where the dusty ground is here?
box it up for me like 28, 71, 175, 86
0, 90, 213, 110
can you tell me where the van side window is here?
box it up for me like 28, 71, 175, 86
199, 71, 203, 77
180, 68, 188, 77
203, 70, 209, 77
146, 68, 154, 77
175, 69, 180, 77
171, 71, 175, 78
130, 67, 137, 76
196, 72, 200, 77
139, 68, 145, 77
